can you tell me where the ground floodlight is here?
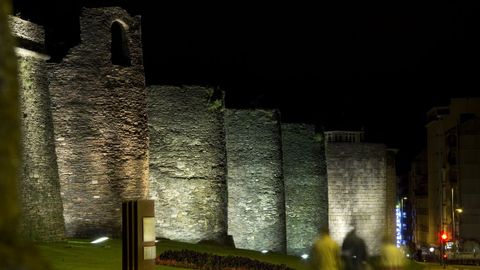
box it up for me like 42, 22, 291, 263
91, 236, 109, 244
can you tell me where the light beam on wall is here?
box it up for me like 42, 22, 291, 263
15, 47, 50, 60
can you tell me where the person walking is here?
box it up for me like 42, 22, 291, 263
342, 229, 369, 270
311, 227, 343, 270
379, 235, 406, 270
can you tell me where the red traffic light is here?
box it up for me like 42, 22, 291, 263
441, 232, 448, 241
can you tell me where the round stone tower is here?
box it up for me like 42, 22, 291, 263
49, 7, 149, 237
282, 123, 327, 255
147, 85, 228, 243
10, 15, 65, 241
225, 109, 286, 253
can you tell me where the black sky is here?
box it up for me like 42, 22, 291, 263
12, 1, 480, 173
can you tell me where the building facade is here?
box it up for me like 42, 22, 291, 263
409, 150, 429, 249
426, 98, 480, 249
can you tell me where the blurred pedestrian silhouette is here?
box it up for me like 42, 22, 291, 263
379, 235, 406, 270
342, 229, 369, 270
311, 227, 343, 270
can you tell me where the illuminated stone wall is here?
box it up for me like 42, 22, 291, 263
281, 124, 327, 255
10, 16, 65, 241
147, 85, 228, 243
385, 149, 397, 243
49, 7, 148, 237
326, 143, 386, 255
225, 109, 286, 253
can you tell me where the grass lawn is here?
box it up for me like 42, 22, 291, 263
36, 238, 310, 270
36, 238, 425, 270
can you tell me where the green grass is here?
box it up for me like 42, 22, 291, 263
37, 239, 122, 270
36, 239, 309, 270
36, 239, 427, 270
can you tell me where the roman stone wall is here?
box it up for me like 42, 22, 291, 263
326, 143, 386, 255
10, 16, 65, 241
48, 7, 148, 237
147, 85, 228, 243
385, 149, 397, 243
225, 109, 286, 253
281, 124, 327, 255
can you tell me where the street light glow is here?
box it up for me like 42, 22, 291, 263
456, 208, 463, 213
301, 254, 309, 259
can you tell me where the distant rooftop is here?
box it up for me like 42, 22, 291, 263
324, 130, 365, 143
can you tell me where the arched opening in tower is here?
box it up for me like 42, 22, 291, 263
111, 21, 131, 66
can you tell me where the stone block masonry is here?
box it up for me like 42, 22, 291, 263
326, 143, 386, 255
282, 124, 327, 255
225, 109, 286, 253
147, 85, 228, 244
10, 16, 65, 241
48, 7, 148, 237
385, 149, 398, 243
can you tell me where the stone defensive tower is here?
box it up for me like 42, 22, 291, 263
225, 109, 286, 253
325, 131, 387, 255
48, 7, 149, 237
281, 124, 328, 255
147, 85, 228, 243
10, 16, 65, 241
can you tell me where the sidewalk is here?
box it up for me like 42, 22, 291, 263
420, 262, 480, 269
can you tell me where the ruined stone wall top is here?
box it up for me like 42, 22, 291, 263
8, 16, 44, 45
62, 7, 143, 67
48, 7, 147, 238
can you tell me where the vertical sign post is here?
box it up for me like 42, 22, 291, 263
122, 200, 156, 270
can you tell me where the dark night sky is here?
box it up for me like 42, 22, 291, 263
12, 1, 480, 173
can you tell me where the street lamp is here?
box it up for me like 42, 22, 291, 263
400, 197, 407, 246
451, 186, 462, 242
400, 197, 407, 214
451, 188, 462, 242
451, 188, 455, 242
453, 208, 463, 242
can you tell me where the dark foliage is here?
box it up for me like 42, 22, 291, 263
156, 249, 294, 270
